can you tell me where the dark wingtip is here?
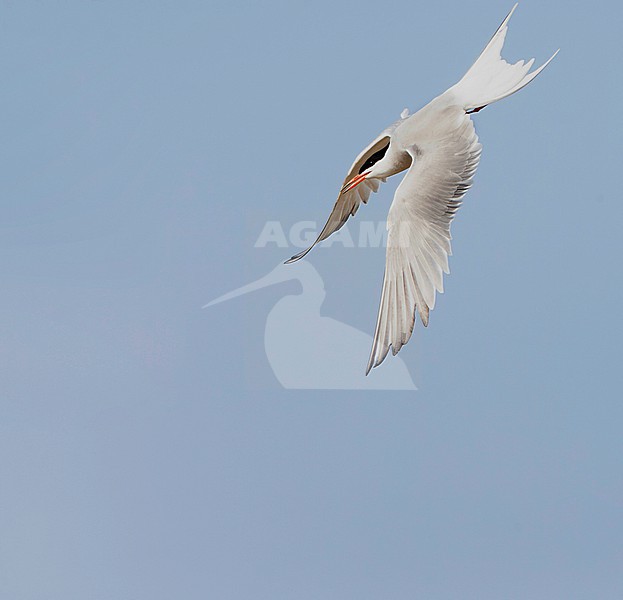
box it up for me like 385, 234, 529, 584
365, 358, 376, 376
284, 245, 313, 265
284, 253, 302, 265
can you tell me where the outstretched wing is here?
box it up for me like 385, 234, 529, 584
366, 106, 482, 373
285, 134, 390, 263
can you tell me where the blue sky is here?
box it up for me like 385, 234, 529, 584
1, 1, 622, 598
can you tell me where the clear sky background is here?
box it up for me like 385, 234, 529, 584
1, 1, 622, 598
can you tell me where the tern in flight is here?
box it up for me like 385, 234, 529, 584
286, 4, 558, 374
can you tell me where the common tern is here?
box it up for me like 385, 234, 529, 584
286, 4, 558, 374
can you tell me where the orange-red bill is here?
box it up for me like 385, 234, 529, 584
341, 172, 368, 194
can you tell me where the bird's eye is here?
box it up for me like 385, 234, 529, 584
358, 141, 390, 174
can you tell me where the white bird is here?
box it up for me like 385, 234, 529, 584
286, 4, 558, 374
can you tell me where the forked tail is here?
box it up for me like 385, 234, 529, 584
450, 3, 559, 112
